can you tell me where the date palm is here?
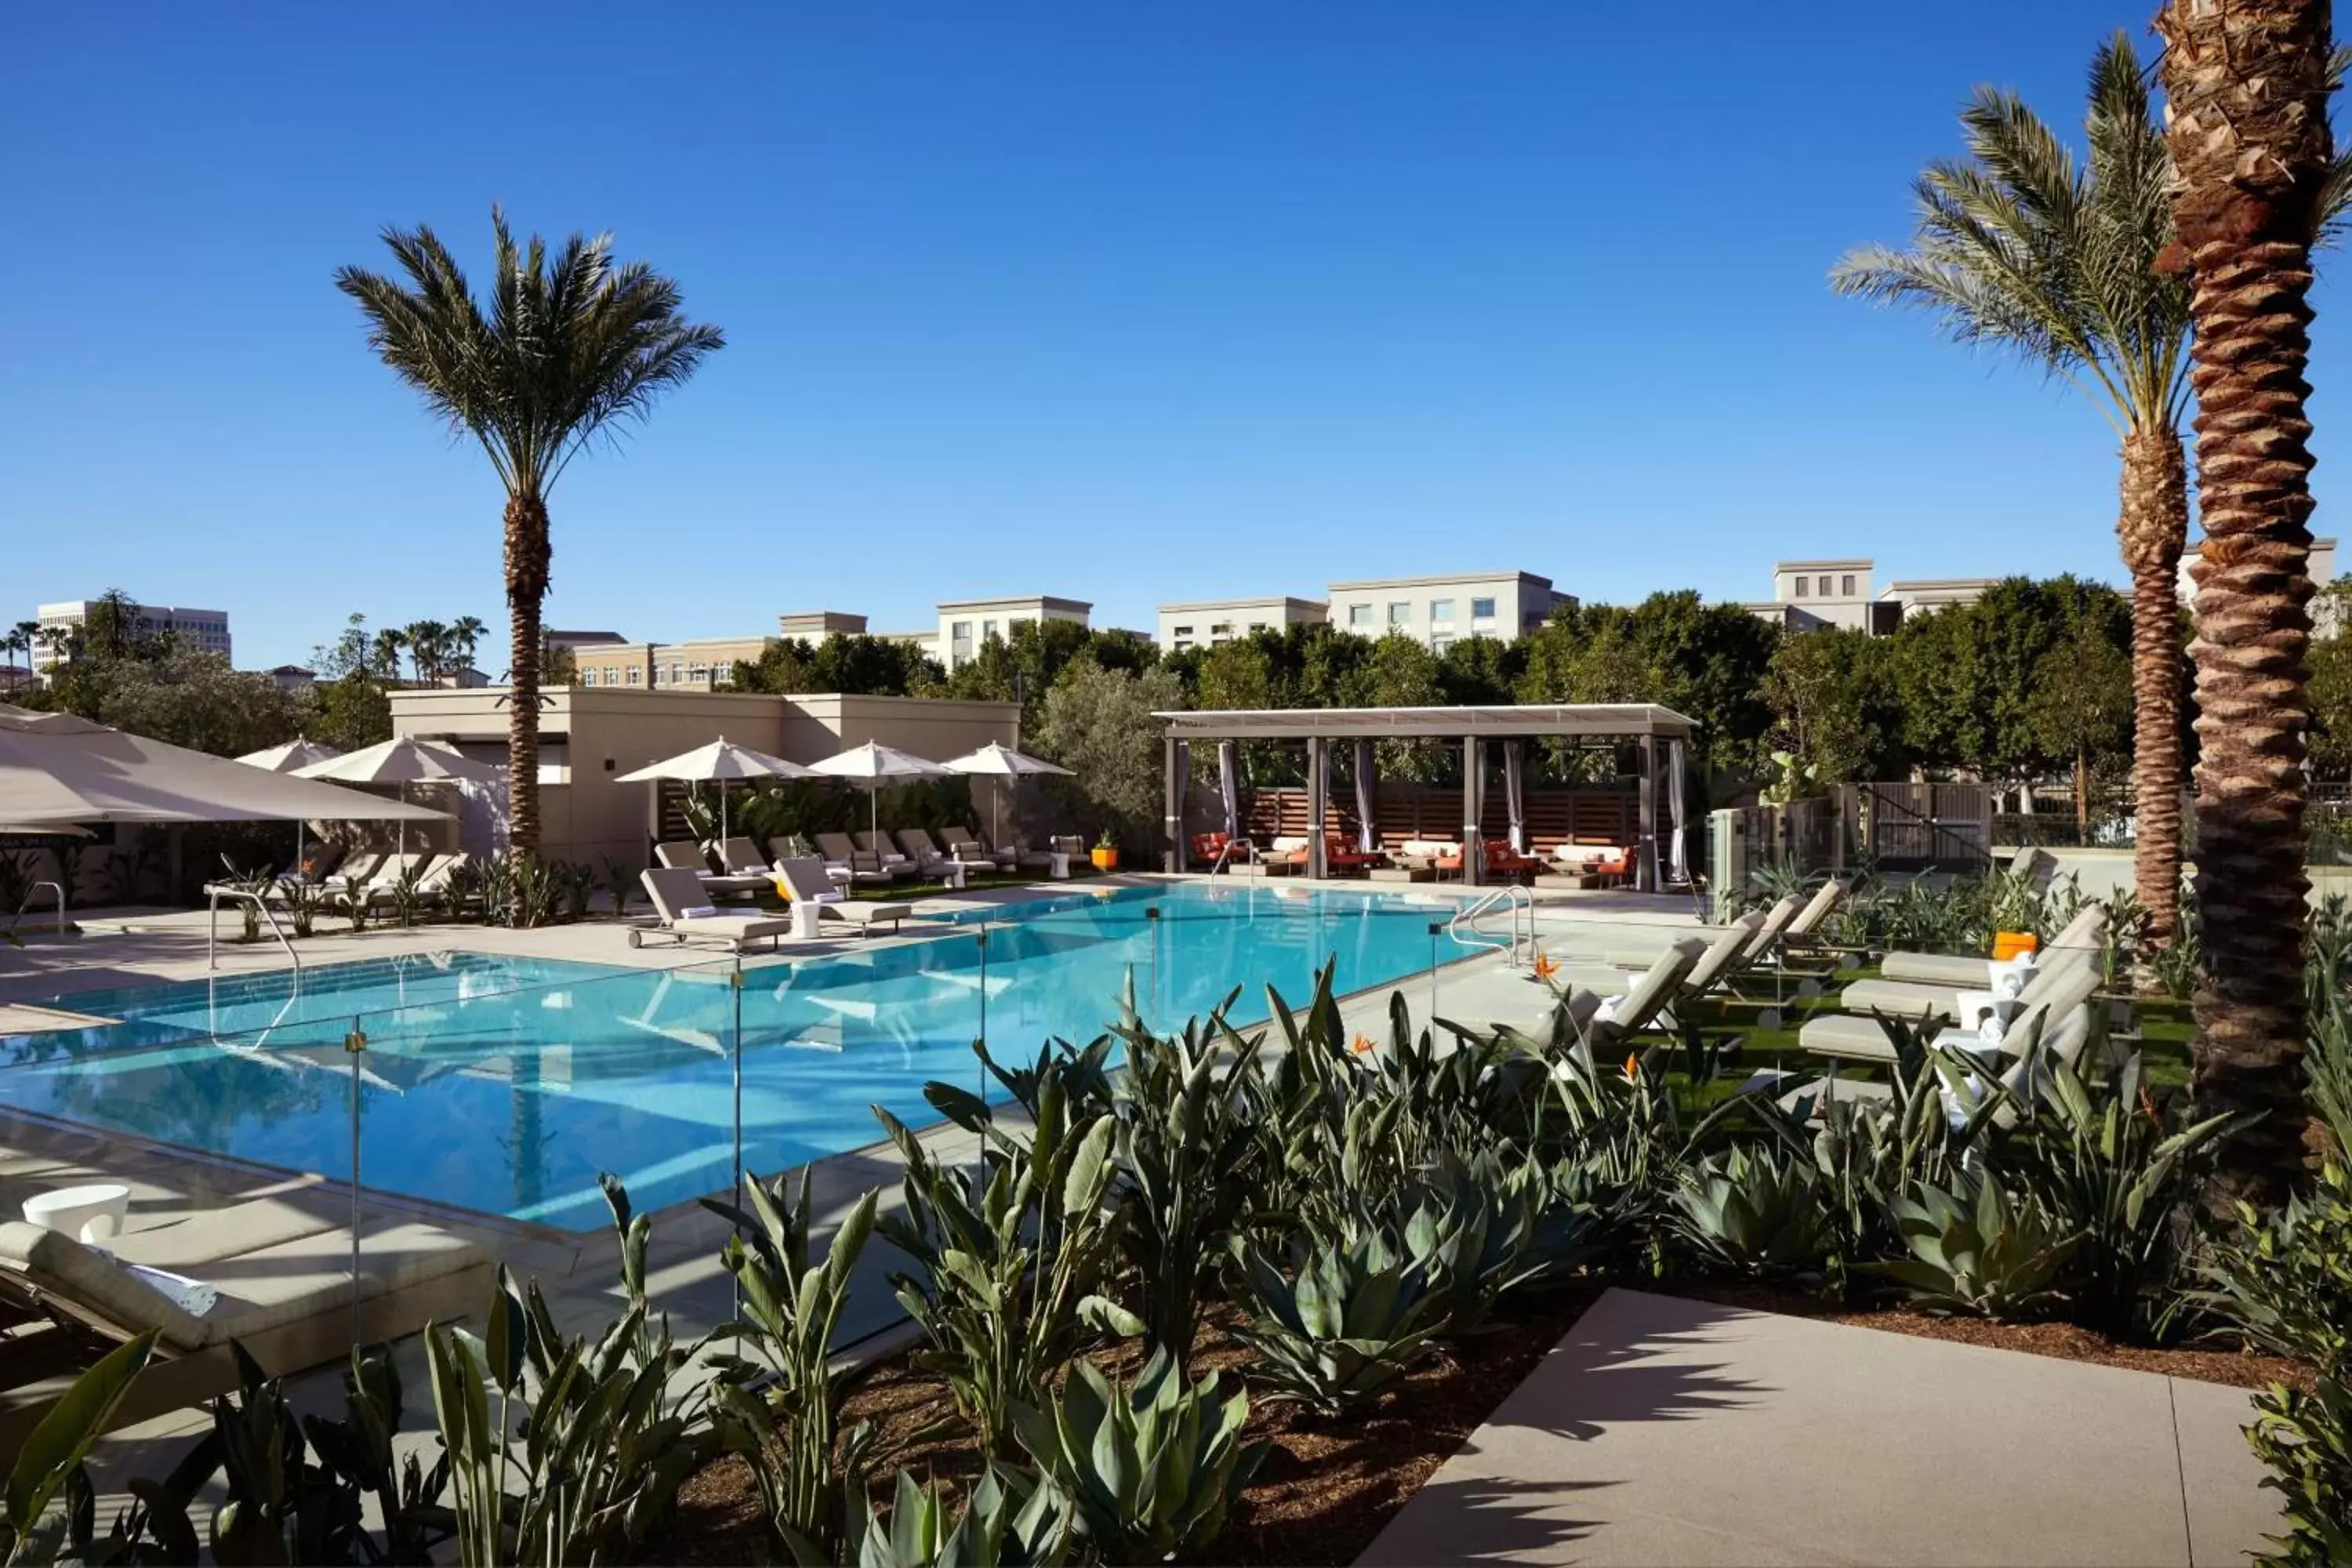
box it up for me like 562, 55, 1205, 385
2157, 0, 2335, 1207
337, 209, 720, 852
448, 614, 486, 674
370, 628, 406, 684
403, 619, 449, 684
1832, 34, 2194, 949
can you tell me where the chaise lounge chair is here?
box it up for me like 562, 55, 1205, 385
1559, 938, 1706, 1046
940, 827, 1015, 870
773, 857, 913, 936
655, 840, 772, 897
815, 833, 909, 886
1798, 938, 2107, 1064
1876, 902, 2107, 988
0, 1189, 488, 1458
632, 866, 797, 952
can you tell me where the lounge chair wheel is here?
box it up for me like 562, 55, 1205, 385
628, 930, 643, 949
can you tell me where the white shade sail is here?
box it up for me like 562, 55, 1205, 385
807, 742, 946, 781
937, 742, 1073, 779
236, 739, 344, 773
612, 738, 815, 784
296, 737, 506, 786
0, 705, 445, 825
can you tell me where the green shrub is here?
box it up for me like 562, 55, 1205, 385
701, 1171, 880, 1559
1875, 1175, 2082, 1319
1013, 1350, 1266, 1563
1672, 1143, 1835, 1277
877, 1078, 1128, 1457
1229, 1227, 1443, 1415
2245, 1377, 2352, 1565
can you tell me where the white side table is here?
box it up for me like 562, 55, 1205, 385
943, 862, 967, 891
1049, 852, 1071, 880
792, 902, 822, 941
24, 1182, 130, 1245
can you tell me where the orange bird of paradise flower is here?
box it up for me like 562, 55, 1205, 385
1351, 1033, 1376, 1055
1624, 1052, 1641, 1080
1532, 952, 1559, 981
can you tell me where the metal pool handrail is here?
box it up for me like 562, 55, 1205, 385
201, 881, 301, 974
1448, 884, 1532, 967
7, 880, 67, 938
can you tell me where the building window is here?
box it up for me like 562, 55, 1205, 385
1470, 597, 1496, 621
1348, 604, 1373, 627
626, 666, 641, 685
1171, 625, 1192, 640
982, 619, 999, 641
1842, 574, 1856, 597
1793, 577, 1808, 598
1388, 601, 1410, 626
1432, 634, 1455, 655
1429, 598, 1454, 623
951, 621, 972, 641
1210, 621, 1233, 637
1817, 575, 1833, 596
688, 663, 709, 683
668, 662, 683, 684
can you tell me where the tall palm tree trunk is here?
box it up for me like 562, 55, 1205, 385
504, 492, 550, 856
2120, 425, 2189, 946
2159, 0, 2332, 1207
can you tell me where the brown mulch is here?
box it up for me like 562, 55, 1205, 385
1673, 1279, 2314, 1393
655, 1283, 2307, 1566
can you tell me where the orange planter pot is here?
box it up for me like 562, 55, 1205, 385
1091, 847, 1119, 871
1992, 931, 2039, 961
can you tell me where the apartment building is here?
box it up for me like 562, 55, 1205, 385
1748, 560, 1998, 636
570, 634, 780, 691
1156, 596, 1327, 654
935, 596, 1091, 669
1324, 572, 1566, 652
33, 598, 231, 672
777, 610, 869, 640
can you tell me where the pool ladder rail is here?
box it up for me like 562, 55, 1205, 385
6, 880, 67, 939
1448, 884, 1534, 968
201, 881, 302, 974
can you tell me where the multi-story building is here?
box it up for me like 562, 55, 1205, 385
1156, 596, 1327, 654
1323, 572, 1566, 653
935, 596, 1091, 670
570, 634, 780, 691
1748, 560, 1998, 636
33, 598, 231, 673
777, 610, 870, 641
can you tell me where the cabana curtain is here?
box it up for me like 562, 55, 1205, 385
1218, 741, 1240, 840
1668, 739, 1690, 884
1353, 738, 1377, 851
1503, 741, 1526, 853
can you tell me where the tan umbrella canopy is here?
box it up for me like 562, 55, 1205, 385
613, 737, 815, 844
297, 737, 503, 855
237, 738, 344, 773
237, 739, 347, 869
0, 705, 445, 827
938, 742, 1072, 845
807, 741, 947, 839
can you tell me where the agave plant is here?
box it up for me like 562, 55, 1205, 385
700, 1170, 880, 1559
876, 1077, 1129, 1457
1013, 1350, 1266, 1563
1672, 1143, 1835, 1277
1227, 1227, 1444, 1414
848, 1466, 1067, 1568
1875, 1175, 2082, 1319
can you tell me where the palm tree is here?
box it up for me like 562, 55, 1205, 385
2157, 0, 2335, 1207
404, 619, 449, 684
370, 627, 407, 684
1831, 35, 2195, 949
449, 614, 486, 675
337, 210, 721, 853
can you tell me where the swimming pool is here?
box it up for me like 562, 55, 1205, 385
0, 882, 1468, 1227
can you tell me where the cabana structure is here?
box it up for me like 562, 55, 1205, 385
1156, 704, 1699, 888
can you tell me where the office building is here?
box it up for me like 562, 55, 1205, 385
33, 598, 231, 673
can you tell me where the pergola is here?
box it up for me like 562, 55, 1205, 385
1155, 703, 1700, 888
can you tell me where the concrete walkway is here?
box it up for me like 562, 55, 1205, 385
1360, 1289, 2280, 1567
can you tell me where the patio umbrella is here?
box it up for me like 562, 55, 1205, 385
613, 737, 815, 844
296, 737, 504, 856
237, 739, 345, 871
938, 742, 1072, 847
0, 706, 443, 828
807, 741, 947, 840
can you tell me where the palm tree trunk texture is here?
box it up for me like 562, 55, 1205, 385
504, 492, 551, 858
2158, 0, 2332, 1205
2120, 426, 2188, 946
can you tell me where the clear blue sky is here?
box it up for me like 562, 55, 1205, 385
5, 2, 2342, 672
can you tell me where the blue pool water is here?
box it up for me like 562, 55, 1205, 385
0, 883, 1467, 1228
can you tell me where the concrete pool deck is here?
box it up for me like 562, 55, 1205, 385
1360, 1288, 2281, 1567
